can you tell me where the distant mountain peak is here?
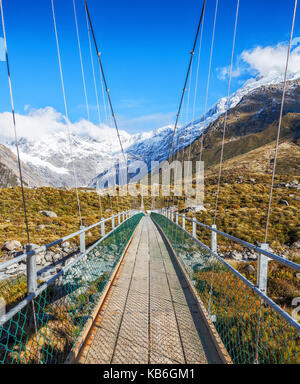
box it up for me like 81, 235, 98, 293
2, 72, 299, 188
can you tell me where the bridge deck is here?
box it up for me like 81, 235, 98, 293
78, 216, 221, 364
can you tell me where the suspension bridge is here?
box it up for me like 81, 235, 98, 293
0, 0, 299, 365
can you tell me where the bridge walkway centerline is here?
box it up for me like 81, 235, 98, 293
77, 216, 222, 364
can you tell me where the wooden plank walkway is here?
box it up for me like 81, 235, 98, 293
78, 216, 222, 364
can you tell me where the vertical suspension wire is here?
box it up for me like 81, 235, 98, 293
75, 0, 106, 219
85, 0, 125, 213
264, 0, 298, 243
200, 0, 219, 162
168, 0, 207, 159
51, 0, 83, 226
84, 4, 105, 218
0, 0, 30, 245
167, 0, 207, 212
0, 0, 42, 362
73, 0, 90, 121
213, 0, 240, 225
187, 3, 206, 165
85, 3, 101, 126
180, 55, 194, 171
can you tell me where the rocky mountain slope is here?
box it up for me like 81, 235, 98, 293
2, 73, 300, 188
172, 80, 300, 177
0, 144, 47, 187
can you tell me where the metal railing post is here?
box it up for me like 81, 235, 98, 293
101, 218, 105, 237
193, 220, 197, 238
122, 211, 125, 222
112, 215, 115, 229
118, 212, 121, 225
182, 214, 185, 230
176, 212, 179, 225
257, 243, 269, 295
171, 211, 174, 222
211, 224, 217, 253
80, 226, 86, 254
26, 244, 37, 294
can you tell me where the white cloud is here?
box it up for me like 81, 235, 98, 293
217, 65, 242, 80
0, 106, 130, 142
0, 106, 174, 143
217, 38, 300, 80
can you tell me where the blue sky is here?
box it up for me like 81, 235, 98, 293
0, 0, 299, 135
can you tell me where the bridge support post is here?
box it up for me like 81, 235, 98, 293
171, 211, 174, 222
26, 244, 37, 294
182, 214, 185, 230
80, 226, 86, 254
193, 220, 197, 238
176, 213, 179, 225
101, 219, 105, 237
112, 215, 115, 229
118, 213, 121, 225
211, 225, 217, 253
257, 243, 269, 295
122, 211, 125, 222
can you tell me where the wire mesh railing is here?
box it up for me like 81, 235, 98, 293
0, 213, 143, 364
151, 212, 300, 364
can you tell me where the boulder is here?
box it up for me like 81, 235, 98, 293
230, 251, 243, 261
36, 224, 47, 230
279, 199, 289, 206
245, 265, 255, 274
45, 253, 54, 263
291, 241, 300, 250
52, 254, 62, 263
62, 241, 70, 250
1, 240, 22, 252
39, 211, 57, 218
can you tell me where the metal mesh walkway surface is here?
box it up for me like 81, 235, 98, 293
78, 216, 222, 364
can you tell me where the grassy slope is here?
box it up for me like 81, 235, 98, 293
0, 187, 140, 259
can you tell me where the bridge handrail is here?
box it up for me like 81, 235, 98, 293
0, 211, 129, 272
0, 211, 140, 326
158, 212, 300, 333
170, 211, 300, 273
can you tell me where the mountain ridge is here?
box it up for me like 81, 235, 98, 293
2, 72, 300, 188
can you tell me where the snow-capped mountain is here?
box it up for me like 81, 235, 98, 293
90, 70, 300, 188
1, 70, 300, 188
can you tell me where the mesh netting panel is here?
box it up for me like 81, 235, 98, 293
151, 213, 300, 364
0, 213, 143, 364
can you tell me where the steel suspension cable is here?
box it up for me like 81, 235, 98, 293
85, 0, 126, 213
0, 0, 31, 245
85, 4, 101, 126
51, 0, 83, 226
187, 4, 206, 165
84, 4, 106, 217
200, 0, 219, 162
213, 0, 240, 225
264, 0, 298, 243
181, 57, 194, 161
0, 0, 42, 361
84, 0, 126, 164
168, 0, 207, 159
73, 0, 90, 121
166, 0, 206, 211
